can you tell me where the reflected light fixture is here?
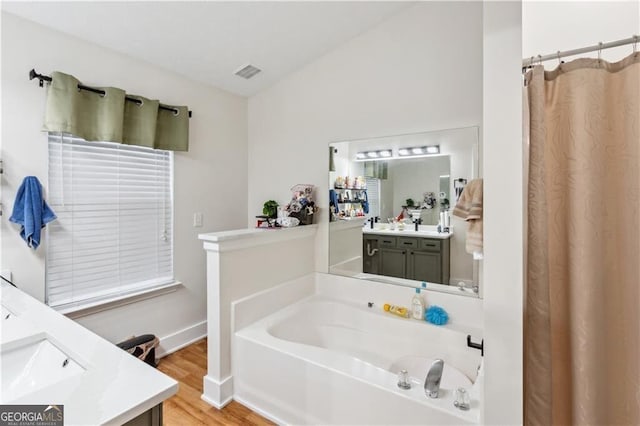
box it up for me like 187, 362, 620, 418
398, 145, 440, 156
355, 150, 394, 161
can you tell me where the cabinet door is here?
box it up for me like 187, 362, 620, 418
408, 250, 441, 283
380, 247, 407, 279
363, 236, 380, 274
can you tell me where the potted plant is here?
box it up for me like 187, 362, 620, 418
405, 198, 415, 207
262, 200, 278, 219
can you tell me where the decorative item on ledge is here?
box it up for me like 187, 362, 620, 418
256, 200, 279, 229
285, 184, 318, 225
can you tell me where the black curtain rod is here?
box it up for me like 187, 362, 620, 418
29, 69, 192, 118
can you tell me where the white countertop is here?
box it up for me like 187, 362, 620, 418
0, 283, 178, 425
363, 226, 453, 240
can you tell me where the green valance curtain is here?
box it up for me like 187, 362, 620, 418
364, 161, 388, 179
42, 71, 189, 151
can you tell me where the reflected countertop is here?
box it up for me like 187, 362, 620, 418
363, 225, 453, 240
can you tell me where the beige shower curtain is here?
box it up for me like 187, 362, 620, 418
525, 53, 640, 425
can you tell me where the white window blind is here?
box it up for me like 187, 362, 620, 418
365, 177, 380, 219
46, 133, 174, 310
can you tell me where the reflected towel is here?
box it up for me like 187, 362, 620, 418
361, 190, 369, 214
329, 189, 339, 214
9, 176, 57, 249
452, 178, 483, 254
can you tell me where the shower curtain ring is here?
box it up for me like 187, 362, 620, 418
557, 51, 562, 66
536, 55, 542, 65
597, 42, 603, 61
633, 35, 639, 55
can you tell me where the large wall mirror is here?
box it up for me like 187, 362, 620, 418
328, 126, 481, 298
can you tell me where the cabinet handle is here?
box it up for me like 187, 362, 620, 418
403, 242, 413, 245
425, 243, 436, 247
402, 250, 406, 254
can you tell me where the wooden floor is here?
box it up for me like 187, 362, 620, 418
157, 339, 274, 426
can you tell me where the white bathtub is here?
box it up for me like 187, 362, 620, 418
233, 294, 483, 425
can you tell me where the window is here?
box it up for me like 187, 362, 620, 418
46, 133, 173, 310
365, 177, 380, 219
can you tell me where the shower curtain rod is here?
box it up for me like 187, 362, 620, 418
29, 69, 192, 118
522, 34, 639, 69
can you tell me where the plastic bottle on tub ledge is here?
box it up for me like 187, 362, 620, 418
411, 288, 425, 320
383, 303, 409, 318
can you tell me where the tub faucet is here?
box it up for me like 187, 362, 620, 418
424, 359, 444, 398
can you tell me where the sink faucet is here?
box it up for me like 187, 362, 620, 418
424, 359, 444, 398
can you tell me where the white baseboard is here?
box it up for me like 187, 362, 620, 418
202, 375, 233, 408
156, 320, 207, 358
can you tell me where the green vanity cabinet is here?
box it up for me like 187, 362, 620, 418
408, 250, 441, 283
363, 234, 381, 274
362, 233, 450, 284
380, 247, 407, 278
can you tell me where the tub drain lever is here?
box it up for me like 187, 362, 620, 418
467, 335, 484, 356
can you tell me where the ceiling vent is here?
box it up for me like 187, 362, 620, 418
235, 64, 261, 79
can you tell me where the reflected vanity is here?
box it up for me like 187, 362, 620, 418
328, 126, 481, 297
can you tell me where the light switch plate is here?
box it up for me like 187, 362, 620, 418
193, 212, 203, 227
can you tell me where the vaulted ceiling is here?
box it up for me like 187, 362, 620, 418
2, 1, 412, 96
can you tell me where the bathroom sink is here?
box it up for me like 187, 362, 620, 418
1, 336, 85, 402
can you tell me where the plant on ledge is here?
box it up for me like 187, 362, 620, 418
262, 200, 279, 219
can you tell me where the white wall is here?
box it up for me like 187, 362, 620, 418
523, 1, 640, 64
483, 2, 523, 424
247, 2, 483, 273
0, 13, 248, 350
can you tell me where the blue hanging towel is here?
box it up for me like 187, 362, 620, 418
10, 176, 57, 249
361, 190, 369, 214
329, 189, 339, 213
